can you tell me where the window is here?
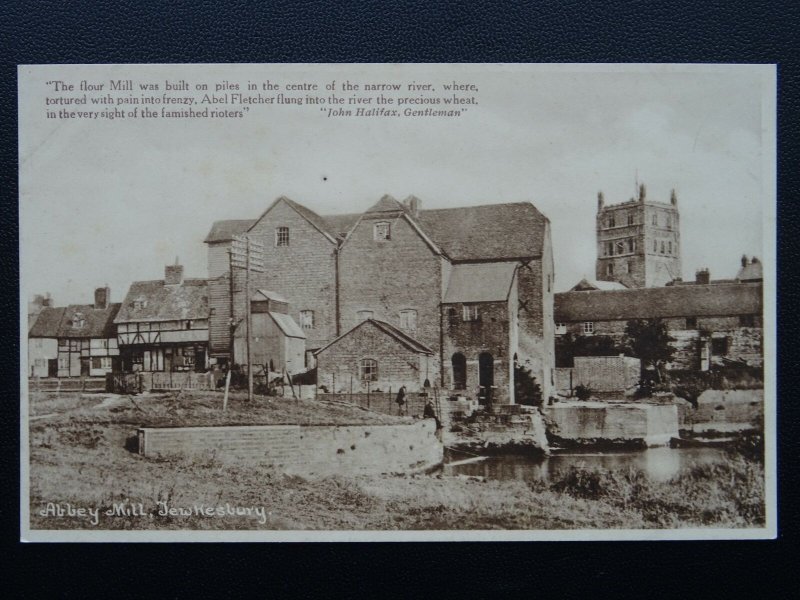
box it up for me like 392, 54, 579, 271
582, 321, 594, 334
686, 317, 697, 329
627, 213, 635, 226
462, 305, 479, 322
739, 314, 756, 327
357, 310, 373, 322
668, 241, 673, 254
652, 213, 658, 226
359, 358, 378, 382
615, 240, 625, 255
660, 241, 665, 254
628, 238, 636, 253
58, 357, 69, 369
555, 322, 567, 335
399, 309, 417, 331
711, 337, 728, 356
447, 307, 459, 325
606, 242, 614, 256
653, 240, 657, 253
299, 310, 314, 329
666, 216, 672, 230
99, 339, 108, 349
133, 296, 147, 310
275, 226, 290, 247
185, 320, 192, 330
71, 312, 85, 329
373, 222, 391, 241
606, 263, 614, 276
607, 214, 616, 228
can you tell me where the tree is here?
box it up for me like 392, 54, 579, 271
555, 332, 622, 367
514, 363, 543, 406
623, 318, 676, 382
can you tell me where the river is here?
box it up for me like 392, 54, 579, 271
444, 446, 730, 483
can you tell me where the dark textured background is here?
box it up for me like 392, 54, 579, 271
2, 1, 797, 596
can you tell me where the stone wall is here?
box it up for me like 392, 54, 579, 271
138, 420, 443, 477
543, 401, 678, 446
687, 389, 764, 433
573, 355, 640, 392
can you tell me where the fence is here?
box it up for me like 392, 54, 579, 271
106, 371, 217, 394
319, 392, 431, 417
29, 377, 107, 393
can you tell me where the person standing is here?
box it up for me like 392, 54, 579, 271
395, 385, 407, 415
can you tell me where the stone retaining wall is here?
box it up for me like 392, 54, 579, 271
138, 420, 442, 477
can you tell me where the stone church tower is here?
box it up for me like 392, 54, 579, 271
595, 183, 682, 288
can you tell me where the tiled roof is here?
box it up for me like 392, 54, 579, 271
365, 194, 407, 214
277, 196, 340, 241
444, 262, 518, 303
415, 202, 547, 261
321, 213, 361, 238
315, 318, 433, 356
57, 303, 121, 338
115, 279, 208, 323
269, 312, 306, 339
28, 307, 66, 338
555, 282, 762, 322
569, 278, 628, 292
204, 219, 256, 243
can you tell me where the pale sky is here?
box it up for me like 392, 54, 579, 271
19, 64, 774, 306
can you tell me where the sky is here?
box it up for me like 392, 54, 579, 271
19, 64, 775, 306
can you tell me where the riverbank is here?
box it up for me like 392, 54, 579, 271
28, 391, 764, 530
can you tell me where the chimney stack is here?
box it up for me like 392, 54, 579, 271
638, 183, 646, 202
695, 268, 710, 285
597, 191, 604, 211
165, 257, 184, 285
94, 285, 110, 309
670, 188, 678, 206
403, 195, 421, 218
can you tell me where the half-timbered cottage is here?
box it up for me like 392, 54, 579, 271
114, 263, 210, 373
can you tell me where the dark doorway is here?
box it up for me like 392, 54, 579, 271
48, 359, 58, 377
478, 352, 494, 404
451, 353, 466, 390
80, 358, 90, 377
195, 348, 206, 372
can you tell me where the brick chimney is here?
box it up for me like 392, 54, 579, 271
695, 268, 710, 285
165, 257, 184, 285
403, 195, 421, 218
94, 285, 110, 309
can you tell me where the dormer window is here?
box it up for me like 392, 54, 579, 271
374, 222, 391, 241
71, 312, 85, 329
275, 226, 290, 247
133, 296, 147, 310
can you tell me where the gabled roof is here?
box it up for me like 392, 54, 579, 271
115, 279, 208, 323
322, 213, 361, 238
444, 262, 518, 303
365, 194, 408, 214
555, 282, 762, 322
269, 312, 306, 339
569, 278, 628, 292
204, 219, 256, 243
415, 202, 547, 261
315, 318, 433, 356
28, 307, 66, 338
248, 196, 339, 244
57, 303, 121, 338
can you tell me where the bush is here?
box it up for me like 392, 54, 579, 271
573, 384, 593, 401
514, 364, 543, 406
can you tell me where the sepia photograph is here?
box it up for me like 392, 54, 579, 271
19, 63, 776, 541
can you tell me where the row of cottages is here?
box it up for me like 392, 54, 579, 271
204, 194, 555, 404
28, 287, 120, 377
554, 259, 764, 371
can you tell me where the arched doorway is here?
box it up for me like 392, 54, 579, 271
478, 352, 494, 404
451, 352, 467, 390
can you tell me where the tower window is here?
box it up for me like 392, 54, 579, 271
607, 214, 616, 228
660, 241, 666, 254
275, 227, 290, 247
666, 216, 672, 230
374, 222, 391, 241
606, 263, 614, 276
652, 214, 658, 226
627, 213, 635, 225
668, 241, 673, 254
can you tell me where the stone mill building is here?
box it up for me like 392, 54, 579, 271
204, 194, 555, 404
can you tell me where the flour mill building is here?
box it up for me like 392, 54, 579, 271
205, 194, 555, 403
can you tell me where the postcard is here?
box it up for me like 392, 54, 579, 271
19, 63, 776, 541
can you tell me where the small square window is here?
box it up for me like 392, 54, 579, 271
582, 321, 594, 334
462, 305, 479, 322
276, 227, 290, 247
555, 322, 567, 335
374, 222, 391, 241
711, 337, 728, 356
300, 310, 314, 329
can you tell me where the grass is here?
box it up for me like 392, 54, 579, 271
27, 391, 765, 531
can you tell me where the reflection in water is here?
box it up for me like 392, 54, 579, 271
445, 447, 728, 483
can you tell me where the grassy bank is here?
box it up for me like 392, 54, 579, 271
27, 391, 765, 530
